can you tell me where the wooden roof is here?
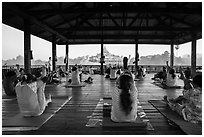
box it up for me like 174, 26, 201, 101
2, 2, 202, 45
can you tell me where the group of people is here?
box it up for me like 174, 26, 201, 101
110, 60, 202, 124
68, 64, 94, 85
164, 67, 202, 124
3, 64, 52, 117
152, 61, 179, 87
2, 58, 202, 124
135, 66, 146, 80
104, 64, 122, 80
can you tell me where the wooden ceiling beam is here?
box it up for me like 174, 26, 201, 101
3, 3, 69, 42
164, 14, 195, 27
65, 34, 174, 39
64, 12, 97, 35
56, 26, 193, 32
128, 13, 141, 27
107, 13, 120, 27
48, 3, 73, 29
29, 7, 201, 15
59, 41, 171, 45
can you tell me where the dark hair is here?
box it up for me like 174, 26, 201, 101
193, 75, 202, 88
19, 68, 24, 73
119, 75, 133, 115
32, 68, 42, 78
72, 66, 77, 71
21, 73, 36, 84
169, 69, 176, 79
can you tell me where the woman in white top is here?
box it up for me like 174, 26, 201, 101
166, 61, 177, 87
15, 73, 51, 116
111, 71, 138, 122
71, 66, 80, 85
110, 67, 117, 80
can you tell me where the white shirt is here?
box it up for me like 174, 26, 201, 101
15, 80, 47, 116
110, 68, 117, 79
111, 84, 138, 122
166, 73, 177, 87
71, 71, 80, 85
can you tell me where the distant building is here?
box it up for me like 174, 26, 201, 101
89, 46, 123, 66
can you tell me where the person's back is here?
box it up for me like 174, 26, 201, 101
15, 73, 51, 117
165, 69, 202, 124
111, 73, 138, 122
142, 67, 146, 77
110, 67, 117, 79
71, 66, 80, 85
166, 69, 177, 87
182, 75, 202, 123
16, 81, 43, 116
165, 61, 177, 87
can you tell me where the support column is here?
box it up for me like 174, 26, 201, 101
191, 34, 197, 77
100, 43, 104, 75
65, 43, 69, 72
24, 19, 31, 73
170, 43, 174, 68
135, 41, 138, 79
52, 35, 56, 71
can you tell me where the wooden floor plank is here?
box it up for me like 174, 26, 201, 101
2, 74, 187, 135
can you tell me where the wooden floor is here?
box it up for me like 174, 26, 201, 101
2, 73, 186, 135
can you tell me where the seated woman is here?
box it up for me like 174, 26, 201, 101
15, 72, 51, 117
165, 61, 177, 87
105, 64, 111, 78
110, 66, 117, 80
3, 70, 18, 96
111, 71, 138, 122
89, 66, 94, 75
141, 66, 146, 77
152, 66, 167, 82
164, 70, 202, 124
70, 66, 80, 85
136, 66, 144, 80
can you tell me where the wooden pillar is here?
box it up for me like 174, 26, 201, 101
170, 43, 174, 67
65, 43, 69, 72
191, 33, 197, 77
52, 35, 56, 71
135, 41, 138, 78
24, 19, 31, 73
99, 12, 104, 75
100, 43, 104, 75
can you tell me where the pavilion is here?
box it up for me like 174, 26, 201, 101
2, 2, 202, 76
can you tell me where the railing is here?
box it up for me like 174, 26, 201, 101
2, 64, 202, 78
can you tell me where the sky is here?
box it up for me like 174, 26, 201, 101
2, 24, 202, 61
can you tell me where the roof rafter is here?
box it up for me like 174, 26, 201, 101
28, 6, 201, 15
3, 3, 69, 42
107, 13, 120, 27
65, 34, 174, 39
56, 26, 193, 32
